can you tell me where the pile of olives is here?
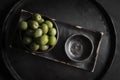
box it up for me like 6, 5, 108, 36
20, 13, 58, 52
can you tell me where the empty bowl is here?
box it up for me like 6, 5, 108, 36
65, 34, 94, 62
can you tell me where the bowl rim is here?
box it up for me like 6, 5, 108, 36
65, 34, 94, 62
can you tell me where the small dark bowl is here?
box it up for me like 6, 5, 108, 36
65, 34, 94, 62
20, 15, 59, 54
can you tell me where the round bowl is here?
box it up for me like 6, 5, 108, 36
65, 34, 94, 62
20, 15, 59, 54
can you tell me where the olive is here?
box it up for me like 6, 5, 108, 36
49, 36, 57, 46
25, 29, 34, 37
40, 45, 49, 51
30, 42, 40, 51
20, 21, 28, 30
45, 20, 53, 28
41, 23, 49, 34
37, 34, 49, 45
23, 36, 32, 45
34, 28, 43, 38
29, 20, 39, 29
38, 18, 44, 24
33, 13, 42, 21
48, 28, 57, 36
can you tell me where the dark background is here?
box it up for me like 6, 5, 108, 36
0, 0, 120, 80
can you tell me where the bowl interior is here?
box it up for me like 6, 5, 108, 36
65, 34, 94, 62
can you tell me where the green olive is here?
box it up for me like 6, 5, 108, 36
49, 36, 57, 46
45, 20, 53, 28
41, 23, 49, 34
34, 28, 43, 38
20, 21, 28, 30
29, 20, 39, 29
25, 29, 34, 37
33, 13, 42, 21
30, 42, 40, 51
40, 45, 49, 51
23, 36, 32, 45
48, 28, 57, 36
38, 18, 44, 24
37, 34, 49, 45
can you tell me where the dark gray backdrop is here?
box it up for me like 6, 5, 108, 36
0, 0, 120, 80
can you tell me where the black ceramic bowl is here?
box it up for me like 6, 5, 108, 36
65, 34, 94, 62
20, 15, 59, 54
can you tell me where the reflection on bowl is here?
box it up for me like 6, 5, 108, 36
65, 34, 94, 62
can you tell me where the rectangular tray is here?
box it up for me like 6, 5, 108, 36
11, 10, 103, 72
